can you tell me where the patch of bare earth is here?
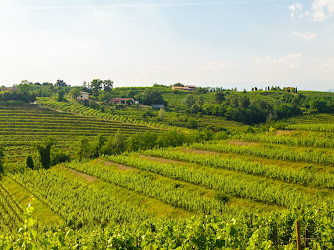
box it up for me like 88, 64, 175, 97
104, 161, 136, 171
276, 130, 293, 136
138, 155, 185, 165
178, 148, 220, 156
60, 167, 98, 183
228, 140, 258, 146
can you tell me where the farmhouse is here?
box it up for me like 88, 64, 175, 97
172, 85, 196, 91
77, 91, 89, 101
111, 98, 135, 105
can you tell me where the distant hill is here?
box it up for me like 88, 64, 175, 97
328, 89, 334, 92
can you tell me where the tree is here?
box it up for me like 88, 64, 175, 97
188, 118, 198, 129
141, 89, 166, 105
103, 80, 113, 93
70, 88, 81, 99
182, 95, 196, 109
91, 79, 103, 97
51, 150, 71, 165
158, 108, 165, 121
55, 79, 67, 87
101, 131, 126, 155
82, 81, 90, 92
92, 134, 107, 157
113, 130, 125, 155
77, 137, 92, 160
32, 138, 55, 169
57, 89, 65, 102
215, 91, 225, 104
173, 83, 184, 87
239, 96, 250, 108
190, 104, 200, 114
26, 155, 34, 169
17, 82, 32, 95
98, 91, 112, 103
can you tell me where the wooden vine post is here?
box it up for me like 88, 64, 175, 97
296, 220, 301, 250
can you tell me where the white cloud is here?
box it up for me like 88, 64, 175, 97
288, 3, 304, 17
255, 53, 302, 69
292, 31, 317, 40
312, 0, 334, 21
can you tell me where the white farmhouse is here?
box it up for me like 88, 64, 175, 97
77, 91, 89, 101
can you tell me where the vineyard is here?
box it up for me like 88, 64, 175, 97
0, 103, 158, 167
2, 100, 334, 248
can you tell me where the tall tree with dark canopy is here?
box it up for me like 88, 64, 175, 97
91, 79, 103, 97
32, 138, 55, 169
215, 91, 225, 104
103, 79, 113, 92
26, 155, 34, 169
55, 79, 67, 87
141, 89, 166, 105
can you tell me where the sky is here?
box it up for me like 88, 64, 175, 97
0, 0, 333, 91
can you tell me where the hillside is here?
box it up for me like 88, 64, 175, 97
1, 89, 334, 248
0, 102, 159, 169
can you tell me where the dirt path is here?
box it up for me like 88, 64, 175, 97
104, 161, 137, 171
178, 148, 220, 156
138, 155, 186, 165
59, 166, 98, 183
228, 140, 259, 146
276, 130, 293, 136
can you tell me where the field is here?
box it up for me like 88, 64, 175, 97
2, 97, 334, 248
0, 103, 158, 168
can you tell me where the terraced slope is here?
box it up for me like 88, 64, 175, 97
0, 103, 158, 165
2, 110, 334, 247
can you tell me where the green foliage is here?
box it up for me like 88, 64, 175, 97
9, 168, 151, 227
158, 108, 165, 121
143, 147, 334, 189
103, 79, 113, 93
51, 150, 71, 165
90, 79, 103, 97
57, 89, 65, 102
126, 132, 158, 152
69, 88, 81, 99
215, 91, 225, 104
192, 140, 334, 166
67, 161, 224, 214
55, 79, 67, 87
214, 191, 229, 203
188, 118, 198, 128
214, 131, 229, 140
112, 130, 126, 155
182, 95, 196, 109
77, 137, 92, 160
32, 138, 55, 169
140, 89, 166, 106
25, 155, 34, 170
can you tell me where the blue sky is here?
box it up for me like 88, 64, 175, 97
0, 0, 333, 91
